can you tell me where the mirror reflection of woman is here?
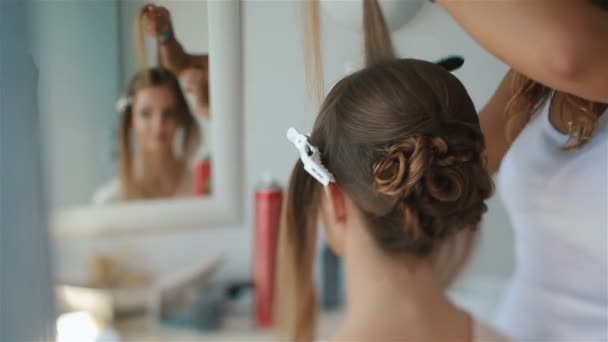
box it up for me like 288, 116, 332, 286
93, 68, 200, 204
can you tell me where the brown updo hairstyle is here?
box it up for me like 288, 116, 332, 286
118, 67, 200, 200
276, 0, 493, 340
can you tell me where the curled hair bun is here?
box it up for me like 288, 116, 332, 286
373, 137, 429, 198
372, 135, 492, 250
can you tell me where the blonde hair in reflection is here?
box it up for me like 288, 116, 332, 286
134, 3, 164, 75
134, 4, 151, 72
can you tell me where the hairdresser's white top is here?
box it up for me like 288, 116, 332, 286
475, 320, 510, 341
92, 173, 195, 205
495, 96, 608, 340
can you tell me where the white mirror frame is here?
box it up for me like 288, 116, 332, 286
53, 1, 243, 238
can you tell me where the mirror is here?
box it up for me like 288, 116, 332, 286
96, 2, 213, 205
31, 0, 243, 236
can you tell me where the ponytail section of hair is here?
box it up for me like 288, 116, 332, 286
363, 0, 396, 65
300, 0, 397, 104
134, 4, 163, 75
134, 5, 150, 72
275, 161, 322, 341
301, 0, 324, 105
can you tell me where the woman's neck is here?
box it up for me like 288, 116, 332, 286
333, 223, 471, 341
133, 149, 183, 196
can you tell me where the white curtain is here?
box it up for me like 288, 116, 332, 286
0, 1, 56, 340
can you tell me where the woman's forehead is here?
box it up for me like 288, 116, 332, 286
133, 85, 178, 107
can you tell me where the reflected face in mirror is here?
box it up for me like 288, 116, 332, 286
109, 68, 201, 203
131, 84, 180, 153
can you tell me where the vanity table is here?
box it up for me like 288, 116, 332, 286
115, 311, 343, 341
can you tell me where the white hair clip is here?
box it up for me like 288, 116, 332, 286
116, 96, 132, 113
287, 127, 335, 186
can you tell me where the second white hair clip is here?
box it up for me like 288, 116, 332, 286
287, 128, 335, 186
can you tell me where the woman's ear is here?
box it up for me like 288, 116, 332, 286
321, 183, 347, 256
325, 183, 346, 223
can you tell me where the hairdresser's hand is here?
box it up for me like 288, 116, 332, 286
180, 68, 205, 94
142, 4, 171, 38
180, 67, 210, 118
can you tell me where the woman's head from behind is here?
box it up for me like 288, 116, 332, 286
277, 1, 492, 340
277, 60, 492, 342
315, 59, 492, 256
118, 68, 199, 197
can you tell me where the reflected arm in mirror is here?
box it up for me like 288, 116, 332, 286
141, 4, 210, 118
141, 5, 208, 74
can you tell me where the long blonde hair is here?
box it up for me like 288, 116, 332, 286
505, 71, 603, 150
134, 4, 156, 73
118, 68, 200, 200
275, 1, 491, 340
300, 0, 396, 104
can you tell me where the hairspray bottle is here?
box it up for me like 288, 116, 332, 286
194, 157, 212, 196
254, 176, 283, 328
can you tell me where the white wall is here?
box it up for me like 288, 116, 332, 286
1, 2, 56, 340
54, 1, 514, 285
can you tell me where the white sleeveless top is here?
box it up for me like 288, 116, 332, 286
495, 96, 608, 341
475, 319, 510, 341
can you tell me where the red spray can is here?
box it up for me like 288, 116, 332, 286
254, 176, 283, 328
194, 158, 212, 196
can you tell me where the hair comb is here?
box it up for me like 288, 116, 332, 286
435, 56, 464, 72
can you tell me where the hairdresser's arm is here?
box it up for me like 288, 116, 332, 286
158, 36, 191, 74
437, 0, 608, 103
142, 5, 191, 74
479, 71, 515, 174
